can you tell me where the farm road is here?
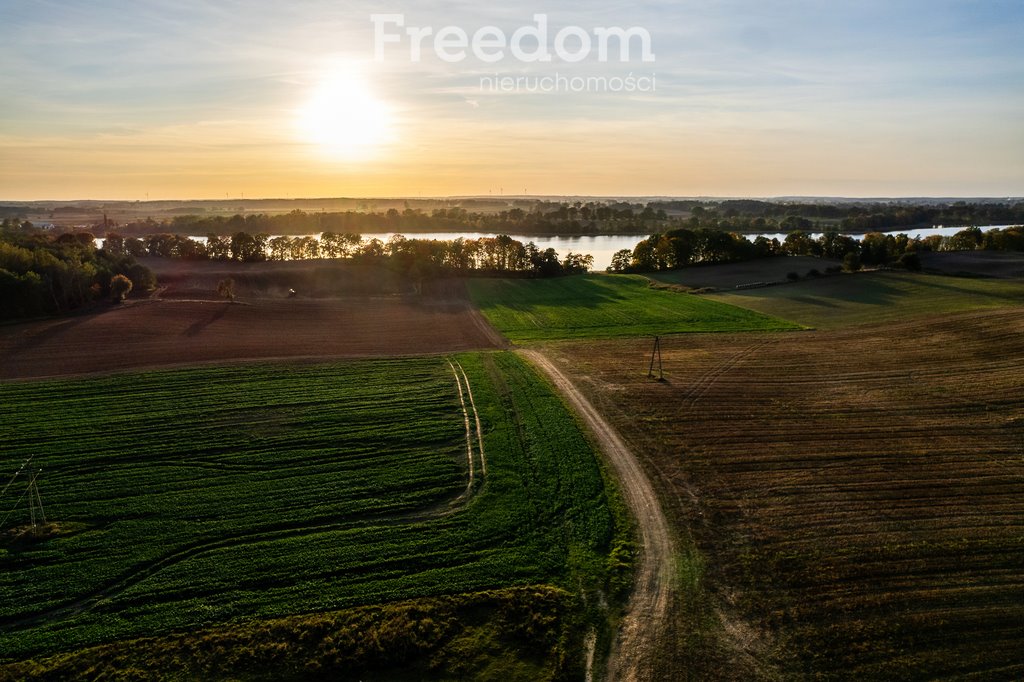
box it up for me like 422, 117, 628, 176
519, 349, 676, 682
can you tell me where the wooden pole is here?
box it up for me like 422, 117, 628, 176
648, 336, 664, 380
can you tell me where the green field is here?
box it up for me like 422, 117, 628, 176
468, 274, 800, 341
707, 270, 1024, 329
0, 354, 627, 674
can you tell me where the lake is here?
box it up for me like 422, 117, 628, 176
101, 225, 1020, 271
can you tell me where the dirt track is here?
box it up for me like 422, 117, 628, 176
520, 349, 676, 682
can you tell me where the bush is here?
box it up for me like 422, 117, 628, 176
897, 252, 922, 271
786, 272, 800, 281
217, 278, 236, 301
843, 252, 862, 272
807, 268, 821, 278
127, 263, 157, 291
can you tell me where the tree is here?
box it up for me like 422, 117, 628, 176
217, 277, 235, 301
843, 251, 862, 272
608, 249, 633, 273
562, 252, 594, 274
946, 226, 984, 251
110, 274, 133, 302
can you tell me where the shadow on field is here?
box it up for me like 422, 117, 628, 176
6, 310, 98, 356
909, 275, 1022, 300
787, 295, 840, 309
183, 303, 231, 337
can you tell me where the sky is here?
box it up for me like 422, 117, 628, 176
1, 0, 1022, 200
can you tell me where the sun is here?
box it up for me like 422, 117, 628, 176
297, 66, 393, 161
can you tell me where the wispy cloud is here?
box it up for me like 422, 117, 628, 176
1, 0, 1022, 198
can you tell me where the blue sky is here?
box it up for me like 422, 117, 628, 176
1, 0, 1022, 198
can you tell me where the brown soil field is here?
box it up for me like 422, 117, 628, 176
139, 257, 410, 299
539, 309, 1024, 680
1, 262, 504, 380
919, 250, 1024, 278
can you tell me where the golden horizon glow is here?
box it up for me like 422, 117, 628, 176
1, 3, 1022, 200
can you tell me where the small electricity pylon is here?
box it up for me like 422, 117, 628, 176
648, 336, 664, 381
26, 470, 47, 531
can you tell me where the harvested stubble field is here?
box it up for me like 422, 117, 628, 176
540, 308, 1024, 680
0, 353, 627, 678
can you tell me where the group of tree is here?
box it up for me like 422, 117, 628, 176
0, 220, 156, 320
646, 199, 1024, 234
106, 230, 594, 278
17, 198, 1024, 241
110, 203, 669, 238
608, 225, 1024, 274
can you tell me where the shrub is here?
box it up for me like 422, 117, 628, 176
897, 252, 922, 272
217, 278, 235, 301
127, 263, 157, 291
843, 252, 862, 272
786, 272, 800, 281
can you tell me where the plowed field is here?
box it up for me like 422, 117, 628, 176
542, 308, 1024, 680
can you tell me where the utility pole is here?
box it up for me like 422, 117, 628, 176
26, 470, 45, 531
648, 336, 664, 381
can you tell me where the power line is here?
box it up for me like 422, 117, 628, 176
1, 455, 33, 501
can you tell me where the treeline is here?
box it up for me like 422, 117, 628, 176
109, 231, 595, 277
610, 225, 1024, 274
22, 199, 1024, 239
114, 203, 668, 237
0, 221, 156, 320
648, 199, 1024, 232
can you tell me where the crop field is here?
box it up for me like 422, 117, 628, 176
0, 353, 625, 672
467, 274, 799, 341
706, 270, 1024, 329
541, 308, 1024, 680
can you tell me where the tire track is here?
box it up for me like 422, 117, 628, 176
678, 339, 773, 409
455, 360, 487, 477
448, 358, 476, 497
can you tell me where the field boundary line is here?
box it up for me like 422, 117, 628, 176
519, 349, 677, 682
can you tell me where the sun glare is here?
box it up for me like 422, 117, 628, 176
297, 66, 393, 161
